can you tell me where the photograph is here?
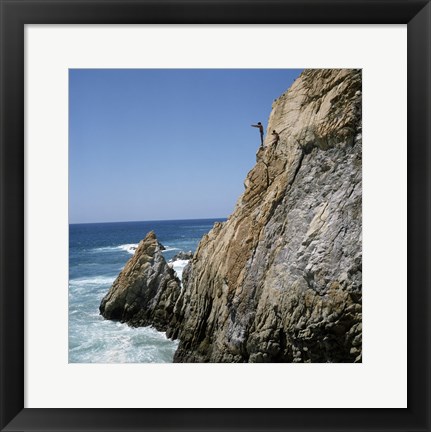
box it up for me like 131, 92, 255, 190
1, 0, 429, 427
69, 68, 362, 363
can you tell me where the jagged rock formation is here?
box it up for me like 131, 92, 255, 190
99, 231, 181, 331
168, 69, 362, 362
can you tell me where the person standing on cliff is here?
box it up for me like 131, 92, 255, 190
251, 122, 264, 147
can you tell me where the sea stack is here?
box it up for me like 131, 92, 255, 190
99, 231, 181, 331
170, 69, 362, 362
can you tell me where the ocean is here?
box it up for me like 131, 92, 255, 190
69, 218, 225, 363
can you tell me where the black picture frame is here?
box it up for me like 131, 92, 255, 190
1, 1, 430, 431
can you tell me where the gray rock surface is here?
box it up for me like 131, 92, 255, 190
99, 231, 181, 331
170, 69, 362, 362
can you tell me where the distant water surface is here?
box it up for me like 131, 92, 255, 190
69, 218, 225, 363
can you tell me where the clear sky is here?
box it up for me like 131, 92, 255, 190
69, 69, 303, 223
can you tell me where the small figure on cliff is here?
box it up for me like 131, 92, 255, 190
251, 122, 264, 147
271, 130, 280, 146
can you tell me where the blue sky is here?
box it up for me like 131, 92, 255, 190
69, 69, 303, 223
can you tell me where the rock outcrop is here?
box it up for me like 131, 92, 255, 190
170, 251, 194, 262
99, 231, 181, 331
168, 69, 362, 362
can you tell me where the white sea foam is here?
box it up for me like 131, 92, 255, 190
118, 243, 139, 254
162, 246, 180, 252
171, 259, 189, 281
94, 244, 181, 255
69, 276, 116, 287
69, 316, 179, 363
69, 276, 116, 296
93, 244, 138, 254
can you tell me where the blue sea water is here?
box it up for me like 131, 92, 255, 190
69, 218, 225, 363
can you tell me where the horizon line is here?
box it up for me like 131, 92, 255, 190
69, 216, 228, 226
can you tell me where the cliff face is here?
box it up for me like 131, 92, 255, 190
170, 69, 362, 362
99, 231, 181, 331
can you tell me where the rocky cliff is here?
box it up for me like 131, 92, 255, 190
99, 231, 181, 331
168, 69, 362, 362
99, 69, 362, 363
